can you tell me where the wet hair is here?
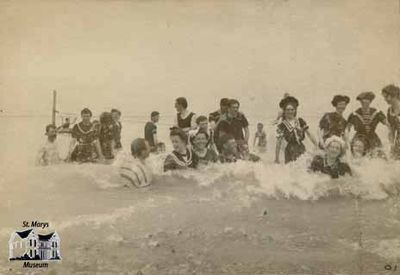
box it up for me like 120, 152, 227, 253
111, 109, 121, 115
331, 95, 350, 107
169, 127, 188, 144
176, 97, 188, 109
382, 84, 400, 99
220, 98, 230, 107
229, 99, 240, 107
196, 115, 208, 125
279, 96, 299, 109
100, 112, 113, 125
81, 108, 92, 116
45, 124, 56, 133
131, 138, 147, 157
151, 111, 160, 118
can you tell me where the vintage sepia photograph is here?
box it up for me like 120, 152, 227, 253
1, 0, 400, 274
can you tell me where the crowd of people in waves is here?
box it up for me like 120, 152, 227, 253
37, 84, 400, 186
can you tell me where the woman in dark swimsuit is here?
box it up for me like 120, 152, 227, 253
310, 136, 352, 179
191, 130, 218, 165
347, 92, 387, 156
164, 128, 198, 171
382, 84, 400, 159
319, 95, 350, 147
98, 112, 116, 160
275, 96, 318, 164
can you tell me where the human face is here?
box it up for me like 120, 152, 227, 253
284, 104, 296, 119
46, 127, 57, 138
175, 101, 183, 113
382, 93, 392, 105
194, 133, 208, 150
198, 120, 208, 131
152, 115, 160, 123
81, 113, 92, 124
111, 112, 120, 121
327, 141, 342, 159
335, 102, 347, 114
257, 124, 263, 131
221, 104, 229, 113
360, 99, 371, 109
352, 140, 365, 158
170, 135, 186, 152
229, 103, 239, 117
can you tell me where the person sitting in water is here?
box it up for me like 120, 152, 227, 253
253, 122, 267, 153
191, 130, 218, 165
275, 96, 318, 164
36, 124, 62, 166
347, 91, 387, 156
309, 136, 352, 179
144, 111, 165, 153
382, 84, 400, 160
215, 99, 250, 152
69, 108, 104, 163
238, 142, 260, 162
174, 97, 197, 133
218, 134, 240, 163
189, 115, 217, 151
318, 95, 350, 148
164, 127, 198, 171
98, 112, 116, 161
111, 108, 122, 150
117, 138, 152, 188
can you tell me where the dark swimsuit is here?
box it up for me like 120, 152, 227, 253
71, 122, 98, 162
347, 108, 386, 154
163, 149, 198, 171
99, 124, 115, 160
277, 118, 308, 163
319, 112, 348, 143
177, 112, 195, 129
387, 107, 400, 159
310, 155, 352, 179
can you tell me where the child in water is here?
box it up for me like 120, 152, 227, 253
36, 124, 61, 166
253, 122, 267, 153
309, 136, 352, 179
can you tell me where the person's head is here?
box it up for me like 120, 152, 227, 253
192, 130, 209, 151
382, 84, 400, 105
220, 98, 230, 113
228, 99, 240, 117
331, 95, 350, 114
220, 134, 238, 155
100, 112, 113, 126
175, 97, 188, 113
324, 136, 346, 159
169, 127, 188, 152
196, 115, 208, 131
356, 92, 375, 109
151, 111, 160, 123
131, 138, 150, 160
111, 109, 121, 121
279, 96, 299, 119
80, 108, 92, 123
45, 124, 57, 139
257, 123, 264, 132
351, 137, 366, 158
65, 117, 70, 123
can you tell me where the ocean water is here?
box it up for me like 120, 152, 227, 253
0, 116, 399, 274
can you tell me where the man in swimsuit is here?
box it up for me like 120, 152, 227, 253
164, 128, 198, 171
174, 97, 197, 133
215, 99, 250, 152
218, 134, 240, 163
144, 111, 165, 153
209, 98, 230, 127
382, 84, 400, 159
111, 108, 122, 150
36, 124, 62, 166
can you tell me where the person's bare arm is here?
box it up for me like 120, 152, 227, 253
244, 127, 250, 143
305, 129, 318, 148
275, 137, 283, 163
253, 134, 257, 148
94, 140, 105, 161
190, 114, 198, 130
153, 133, 158, 145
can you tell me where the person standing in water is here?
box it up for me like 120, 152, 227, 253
218, 134, 240, 163
319, 95, 350, 147
275, 96, 317, 164
116, 138, 152, 188
69, 108, 104, 163
347, 92, 387, 156
174, 97, 197, 133
309, 136, 352, 178
253, 122, 267, 153
144, 111, 165, 153
215, 99, 250, 152
191, 130, 218, 165
164, 128, 198, 171
111, 109, 122, 150
36, 124, 62, 166
98, 112, 116, 161
209, 98, 230, 128
382, 84, 400, 159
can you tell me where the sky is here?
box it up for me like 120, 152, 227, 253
0, 0, 399, 119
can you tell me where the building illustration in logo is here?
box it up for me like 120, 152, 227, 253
8, 229, 61, 261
